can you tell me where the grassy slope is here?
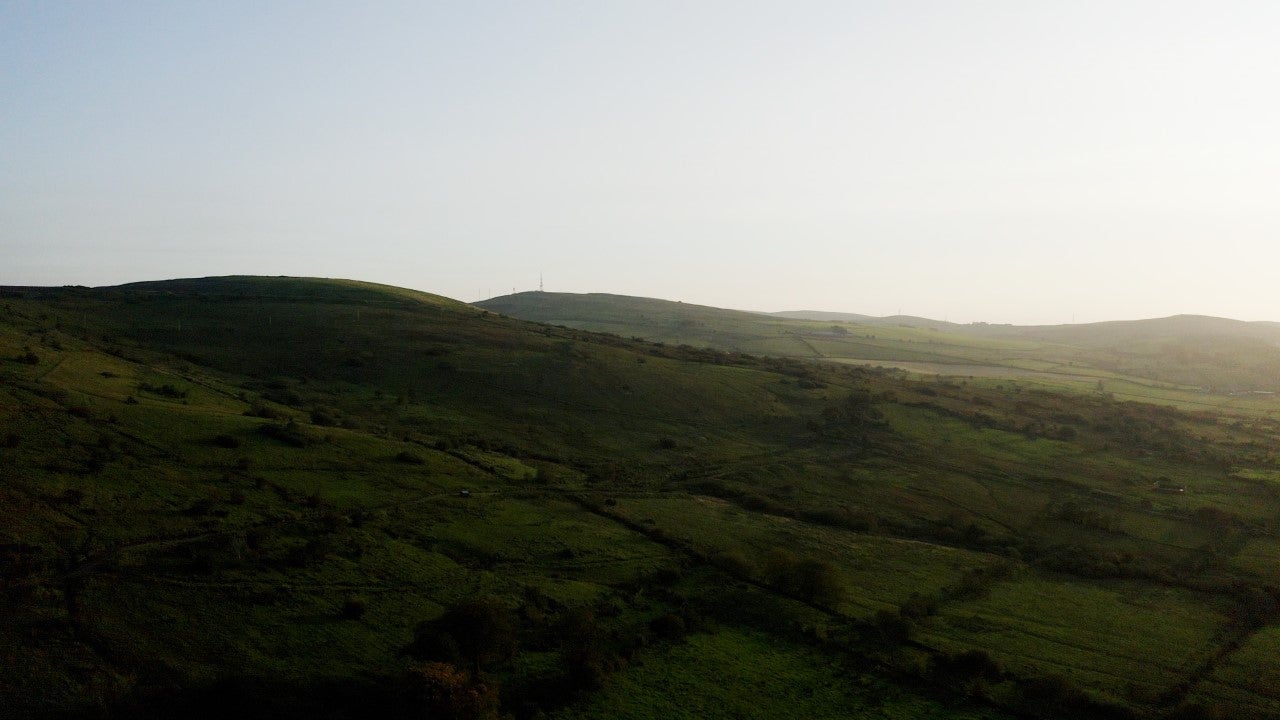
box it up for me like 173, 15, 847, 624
480, 292, 1280, 414
3, 277, 1280, 719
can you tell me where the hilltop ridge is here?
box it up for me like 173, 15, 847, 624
108, 275, 469, 309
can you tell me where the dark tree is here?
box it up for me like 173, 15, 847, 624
410, 597, 518, 673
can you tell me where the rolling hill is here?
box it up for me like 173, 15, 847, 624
4, 277, 1280, 719
480, 292, 1280, 414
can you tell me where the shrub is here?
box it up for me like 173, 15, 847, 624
872, 609, 912, 644
712, 547, 755, 576
16, 350, 39, 365
930, 649, 1001, 682
763, 549, 844, 606
1193, 505, 1238, 528
396, 450, 426, 464
401, 662, 499, 720
265, 389, 303, 405
410, 597, 518, 674
797, 506, 877, 532
183, 498, 216, 517
650, 565, 681, 585
139, 382, 188, 399
791, 559, 844, 606
899, 591, 937, 619
259, 420, 314, 447
286, 538, 330, 568
244, 404, 288, 420
649, 612, 687, 640
1016, 674, 1091, 716
340, 596, 368, 620
556, 607, 617, 691
213, 434, 241, 448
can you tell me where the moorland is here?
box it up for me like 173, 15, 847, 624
479, 292, 1280, 416
3, 277, 1280, 719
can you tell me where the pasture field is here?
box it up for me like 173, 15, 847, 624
552, 629, 1010, 720
1230, 537, 1280, 583
918, 576, 1231, 703
1190, 624, 1280, 715
608, 495, 1005, 616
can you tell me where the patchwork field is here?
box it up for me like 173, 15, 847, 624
608, 495, 1005, 616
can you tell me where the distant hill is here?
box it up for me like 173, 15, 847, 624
110, 275, 466, 309
481, 291, 1280, 397
478, 291, 775, 328
771, 310, 954, 330
477, 291, 816, 354
960, 315, 1280, 392
967, 313, 1280, 345
771, 310, 876, 323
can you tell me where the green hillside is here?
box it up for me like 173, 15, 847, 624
965, 316, 1280, 395
481, 292, 1280, 416
4, 277, 1280, 719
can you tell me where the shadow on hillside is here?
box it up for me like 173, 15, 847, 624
38, 677, 406, 720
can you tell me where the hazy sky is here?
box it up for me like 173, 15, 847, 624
3, 1, 1278, 324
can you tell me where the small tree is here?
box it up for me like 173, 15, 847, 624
402, 662, 499, 720
793, 559, 844, 606
410, 597, 518, 673
763, 549, 844, 607
340, 596, 368, 620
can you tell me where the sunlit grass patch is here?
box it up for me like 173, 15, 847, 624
919, 575, 1229, 702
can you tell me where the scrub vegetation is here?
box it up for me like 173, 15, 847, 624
3, 277, 1280, 719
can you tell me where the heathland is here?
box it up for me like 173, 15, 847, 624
3, 277, 1280, 719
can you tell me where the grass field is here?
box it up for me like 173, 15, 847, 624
1190, 625, 1280, 715
552, 629, 1010, 720
919, 576, 1231, 704
608, 495, 1004, 616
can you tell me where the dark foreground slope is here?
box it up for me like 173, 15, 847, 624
4, 278, 1280, 719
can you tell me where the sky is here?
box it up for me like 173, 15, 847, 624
3, 1, 1279, 325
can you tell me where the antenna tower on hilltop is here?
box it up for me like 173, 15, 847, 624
539, 273, 544, 292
